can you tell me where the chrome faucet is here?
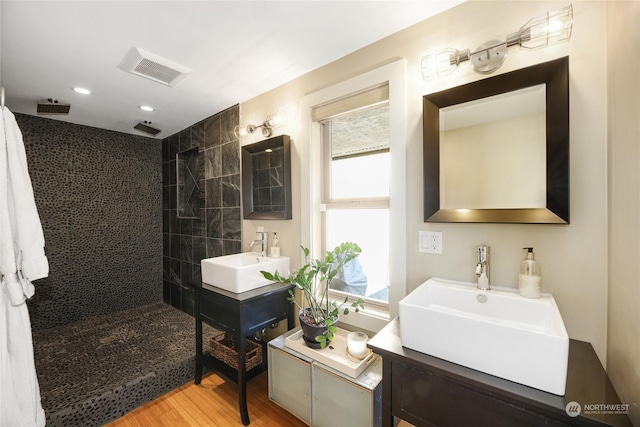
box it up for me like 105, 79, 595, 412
249, 231, 268, 257
475, 245, 490, 290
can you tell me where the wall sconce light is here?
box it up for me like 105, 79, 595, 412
234, 110, 286, 138
422, 5, 572, 80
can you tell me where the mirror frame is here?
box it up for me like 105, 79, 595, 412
241, 134, 292, 220
423, 56, 569, 224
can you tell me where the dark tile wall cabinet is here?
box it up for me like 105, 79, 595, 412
241, 134, 292, 220
162, 105, 242, 315
15, 113, 163, 331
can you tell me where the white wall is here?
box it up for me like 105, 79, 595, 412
241, 1, 610, 365
606, 1, 640, 424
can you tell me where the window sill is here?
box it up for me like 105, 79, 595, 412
335, 303, 390, 335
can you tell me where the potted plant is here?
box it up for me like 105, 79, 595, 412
261, 242, 365, 349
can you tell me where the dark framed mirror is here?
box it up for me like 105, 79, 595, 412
242, 134, 292, 220
423, 56, 569, 223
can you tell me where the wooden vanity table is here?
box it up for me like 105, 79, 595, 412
368, 318, 632, 427
191, 280, 294, 425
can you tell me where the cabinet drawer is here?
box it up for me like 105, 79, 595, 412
242, 294, 289, 331
269, 346, 312, 424
200, 292, 238, 332
393, 363, 568, 427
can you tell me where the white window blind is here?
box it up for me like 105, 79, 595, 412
312, 83, 389, 122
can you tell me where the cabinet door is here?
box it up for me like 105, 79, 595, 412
269, 347, 312, 424
312, 364, 372, 427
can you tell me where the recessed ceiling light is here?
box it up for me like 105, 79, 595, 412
139, 105, 154, 112
72, 87, 91, 95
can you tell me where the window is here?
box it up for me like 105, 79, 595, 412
302, 59, 406, 330
320, 102, 390, 307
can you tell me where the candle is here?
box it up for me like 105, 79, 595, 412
347, 331, 368, 358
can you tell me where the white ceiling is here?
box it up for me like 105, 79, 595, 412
0, 1, 464, 139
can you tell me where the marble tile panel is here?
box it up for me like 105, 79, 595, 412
204, 146, 221, 179
191, 121, 205, 150
221, 140, 240, 176
171, 235, 181, 259
222, 207, 241, 240
179, 129, 191, 152
206, 238, 223, 258
204, 114, 221, 149
163, 256, 171, 281
170, 258, 182, 286
205, 177, 222, 208
193, 237, 206, 263
223, 239, 242, 255
168, 133, 180, 159
222, 174, 241, 208
206, 208, 222, 239
169, 160, 176, 186
221, 105, 239, 144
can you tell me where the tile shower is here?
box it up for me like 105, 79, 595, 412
162, 104, 242, 315
16, 104, 239, 425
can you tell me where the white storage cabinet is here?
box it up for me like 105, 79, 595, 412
268, 329, 382, 427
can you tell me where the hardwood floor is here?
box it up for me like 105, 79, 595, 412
106, 371, 306, 427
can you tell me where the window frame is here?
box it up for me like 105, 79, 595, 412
301, 59, 407, 333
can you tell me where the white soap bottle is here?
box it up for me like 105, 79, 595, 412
270, 232, 280, 258
519, 247, 541, 298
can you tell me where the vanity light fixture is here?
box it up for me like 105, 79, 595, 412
139, 105, 154, 112
234, 110, 286, 138
421, 5, 572, 80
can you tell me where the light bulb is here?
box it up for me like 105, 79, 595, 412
234, 125, 248, 138
517, 5, 573, 49
421, 48, 470, 80
265, 110, 285, 128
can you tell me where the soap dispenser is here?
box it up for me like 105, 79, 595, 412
270, 232, 280, 258
519, 247, 541, 298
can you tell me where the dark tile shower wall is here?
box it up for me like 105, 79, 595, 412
15, 113, 163, 331
162, 105, 241, 314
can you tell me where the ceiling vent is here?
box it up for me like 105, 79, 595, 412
37, 99, 70, 115
118, 47, 192, 87
134, 121, 161, 137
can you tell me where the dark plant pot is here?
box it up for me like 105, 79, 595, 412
299, 308, 338, 349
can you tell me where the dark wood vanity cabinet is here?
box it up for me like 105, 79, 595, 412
368, 318, 632, 427
190, 280, 295, 426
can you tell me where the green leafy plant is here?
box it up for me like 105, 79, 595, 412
261, 242, 365, 348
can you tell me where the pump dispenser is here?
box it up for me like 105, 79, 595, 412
519, 247, 541, 298
270, 232, 280, 258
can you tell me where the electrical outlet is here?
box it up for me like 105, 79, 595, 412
419, 231, 443, 254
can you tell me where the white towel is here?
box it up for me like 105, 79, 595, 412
0, 107, 46, 427
3, 108, 49, 298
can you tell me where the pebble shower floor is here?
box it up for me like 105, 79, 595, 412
32, 303, 220, 427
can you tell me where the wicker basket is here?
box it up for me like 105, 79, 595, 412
209, 332, 263, 371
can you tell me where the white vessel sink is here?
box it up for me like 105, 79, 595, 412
201, 253, 290, 293
399, 277, 569, 395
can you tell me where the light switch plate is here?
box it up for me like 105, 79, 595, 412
419, 231, 443, 254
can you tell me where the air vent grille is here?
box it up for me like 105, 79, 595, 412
134, 122, 161, 136
37, 101, 71, 115
133, 58, 184, 85
119, 47, 192, 87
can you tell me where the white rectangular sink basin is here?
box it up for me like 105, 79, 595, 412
399, 277, 569, 395
201, 253, 290, 293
